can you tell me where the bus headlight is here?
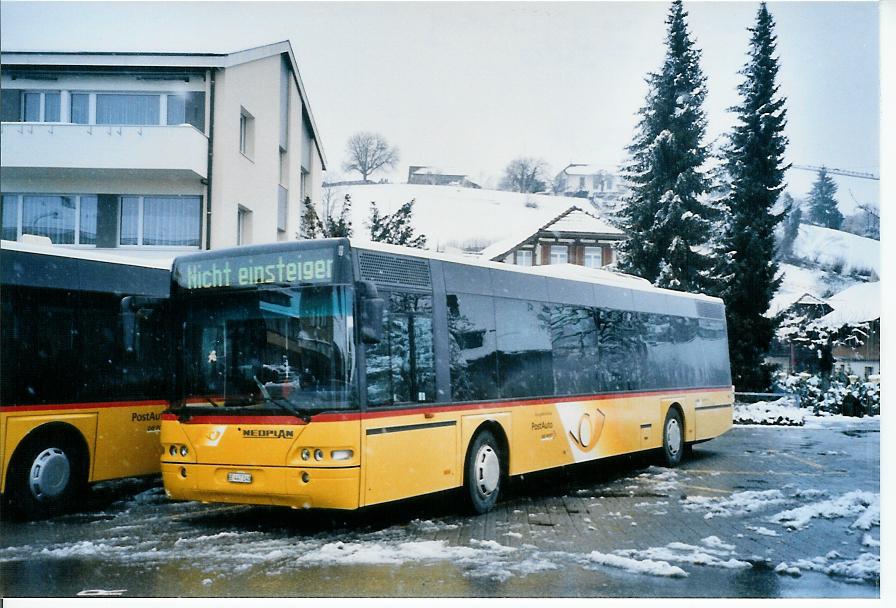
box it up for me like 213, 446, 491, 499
301, 448, 311, 461
169, 445, 177, 456
314, 449, 324, 461
331, 449, 353, 461
180, 445, 189, 457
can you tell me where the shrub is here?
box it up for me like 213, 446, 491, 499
774, 371, 880, 416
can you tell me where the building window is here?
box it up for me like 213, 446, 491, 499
277, 186, 288, 233
21, 91, 61, 122
578, 176, 586, 190
96, 94, 160, 125
1, 193, 96, 245
549, 245, 569, 265
237, 206, 252, 246
167, 94, 186, 125
70, 93, 90, 124
515, 250, 533, 266
120, 195, 200, 247
583, 246, 603, 268
239, 108, 255, 158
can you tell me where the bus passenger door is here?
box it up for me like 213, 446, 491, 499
360, 290, 459, 506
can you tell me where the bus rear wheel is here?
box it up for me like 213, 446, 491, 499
464, 430, 504, 514
661, 408, 685, 467
5, 431, 87, 519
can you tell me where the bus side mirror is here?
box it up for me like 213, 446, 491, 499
356, 280, 384, 344
121, 296, 164, 354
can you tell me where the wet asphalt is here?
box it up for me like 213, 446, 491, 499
0, 417, 880, 598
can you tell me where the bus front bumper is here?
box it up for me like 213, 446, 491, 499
161, 462, 360, 510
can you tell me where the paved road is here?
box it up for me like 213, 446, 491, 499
0, 418, 880, 598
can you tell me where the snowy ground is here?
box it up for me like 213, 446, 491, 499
0, 418, 879, 598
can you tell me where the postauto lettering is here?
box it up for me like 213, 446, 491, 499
180, 251, 334, 289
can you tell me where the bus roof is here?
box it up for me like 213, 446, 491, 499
1, 239, 174, 271
351, 239, 724, 305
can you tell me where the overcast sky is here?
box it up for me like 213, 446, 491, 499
0, 1, 880, 211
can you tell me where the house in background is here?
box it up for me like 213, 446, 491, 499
1, 41, 326, 256
479, 206, 624, 268
555, 164, 618, 199
407, 166, 480, 188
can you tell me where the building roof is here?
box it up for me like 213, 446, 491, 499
1, 41, 327, 169
479, 205, 624, 261
561, 163, 614, 176
411, 166, 468, 177
818, 281, 881, 327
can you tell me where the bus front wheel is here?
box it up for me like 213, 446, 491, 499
5, 430, 88, 519
464, 430, 504, 514
661, 408, 685, 467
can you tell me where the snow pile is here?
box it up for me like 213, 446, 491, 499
682, 489, 787, 519
733, 398, 805, 426
296, 540, 483, 565
769, 491, 879, 530
587, 550, 688, 578
746, 525, 780, 537
616, 537, 752, 571
776, 552, 880, 583
791, 224, 880, 277
635, 467, 683, 493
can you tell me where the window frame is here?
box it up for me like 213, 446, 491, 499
549, 245, 569, 265
118, 194, 202, 249
20, 90, 62, 123
2, 193, 97, 246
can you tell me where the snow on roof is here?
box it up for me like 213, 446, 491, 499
339, 183, 588, 253
1, 239, 173, 270
563, 164, 613, 176
792, 224, 880, 276
478, 206, 622, 261
794, 293, 829, 307
549, 208, 623, 235
817, 281, 881, 327
768, 263, 864, 318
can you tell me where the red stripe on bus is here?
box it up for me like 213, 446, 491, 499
166, 386, 733, 425
0, 400, 168, 413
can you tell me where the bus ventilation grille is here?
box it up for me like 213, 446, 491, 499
358, 251, 432, 289
696, 300, 726, 320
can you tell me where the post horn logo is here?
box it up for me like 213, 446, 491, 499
569, 408, 606, 451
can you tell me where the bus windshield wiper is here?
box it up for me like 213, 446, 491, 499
252, 376, 312, 423
206, 397, 222, 407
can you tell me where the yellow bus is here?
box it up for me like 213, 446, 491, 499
161, 238, 732, 513
1, 240, 171, 518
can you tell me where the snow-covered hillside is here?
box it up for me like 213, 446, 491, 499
791, 224, 879, 277
333, 183, 593, 252
770, 225, 879, 317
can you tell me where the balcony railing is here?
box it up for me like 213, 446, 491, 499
0, 122, 208, 179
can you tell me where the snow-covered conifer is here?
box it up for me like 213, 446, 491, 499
367, 199, 427, 249
617, 0, 715, 291
807, 167, 844, 229
714, 2, 789, 390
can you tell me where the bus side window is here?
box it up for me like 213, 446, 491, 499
366, 292, 435, 406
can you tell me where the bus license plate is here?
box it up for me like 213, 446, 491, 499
227, 471, 252, 484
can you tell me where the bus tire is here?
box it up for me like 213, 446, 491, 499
464, 430, 504, 514
661, 408, 685, 467
5, 429, 88, 519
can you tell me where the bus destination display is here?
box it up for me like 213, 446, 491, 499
177, 249, 334, 289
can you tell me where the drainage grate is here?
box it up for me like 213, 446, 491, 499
358, 250, 432, 289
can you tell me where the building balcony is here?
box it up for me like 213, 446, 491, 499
0, 122, 208, 181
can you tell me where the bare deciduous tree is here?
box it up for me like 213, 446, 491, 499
342, 132, 399, 182
499, 157, 549, 193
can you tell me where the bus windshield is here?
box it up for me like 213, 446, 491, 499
178, 285, 355, 412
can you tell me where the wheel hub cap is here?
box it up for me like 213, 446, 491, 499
475, 445, 500, 496
667, 419, 682, 456
29, 448, 70, 500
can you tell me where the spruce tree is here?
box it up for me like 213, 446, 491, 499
778, 194, 802, 261
617, 0, 715, 291
367, 199, 427, 248
715, 2, 788, 391
717, 3, 799, 391
299, 196, 323, 239
807, 167, 843, 229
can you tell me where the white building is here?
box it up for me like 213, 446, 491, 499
555, 164, 618, 198
1, 41, 326, 257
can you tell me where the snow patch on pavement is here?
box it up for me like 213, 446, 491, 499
769, 491, 879, 530
616, 537, 752, 570
587, 550, 688, 578
781, 553, 879, 583
682, 489, 787, 519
